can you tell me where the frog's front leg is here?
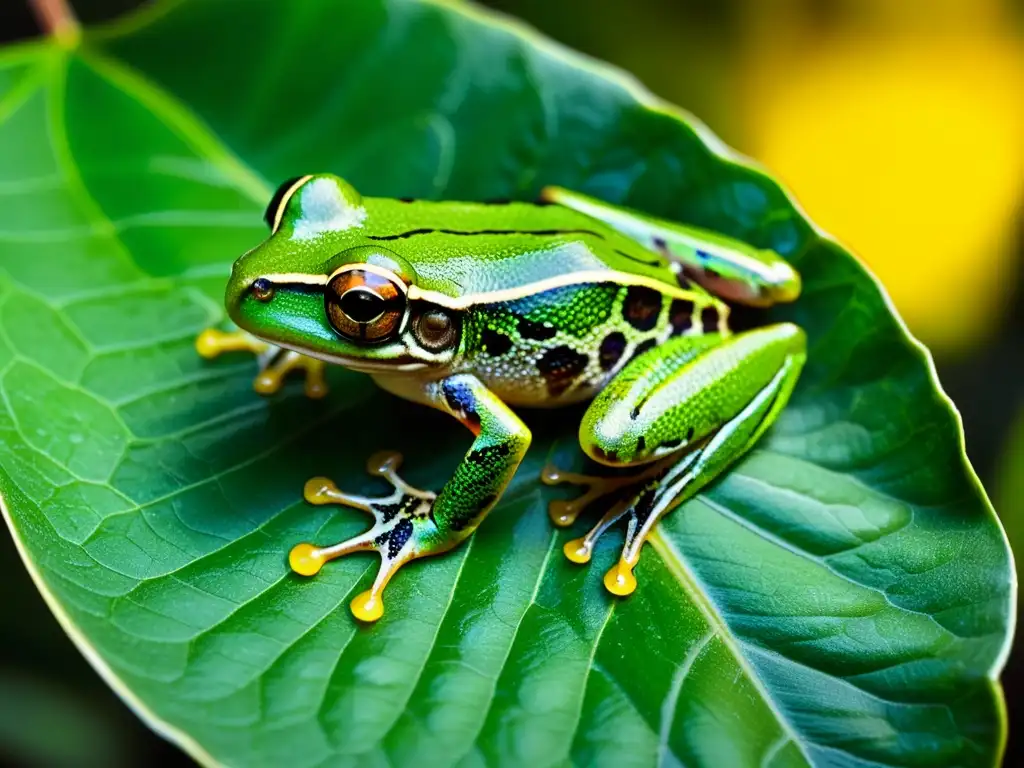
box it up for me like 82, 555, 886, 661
195, 328, 328, 399
289, 374, 531, 622
552, 323, 805, 595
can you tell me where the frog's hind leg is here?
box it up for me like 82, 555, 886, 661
196, 328, 327, 399
540, 185, 800, 306
564, 324, 806, 596
290, 451, 439, 622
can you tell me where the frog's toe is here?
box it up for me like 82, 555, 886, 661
541, 464, 627, 527
559, 472, 673, 599
540, 460, 669, 528
289, 493, 436, 622
195, 329, 328, 399
195, 328, 268, 359
255, 350, 328, 398
291, 456, 439, 622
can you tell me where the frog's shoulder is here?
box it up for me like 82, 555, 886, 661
360, 197, 680, 302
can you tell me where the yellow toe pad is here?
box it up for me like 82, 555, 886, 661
289, 543, 325, 576
603, 558, 637, 596
350, 590, 385, 622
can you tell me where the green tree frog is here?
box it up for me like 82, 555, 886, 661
197, 174, 806, 622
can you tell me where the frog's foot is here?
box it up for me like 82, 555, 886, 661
559, 476, 668, 597
548, 460, 684, 598
540, 459, 670, 527
289, 451, 441, 623
195, 328, 327, 399
540, 465, 646, 528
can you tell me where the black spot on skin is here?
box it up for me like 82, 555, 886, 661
623, 286, 663, 331
661, 438, 683, 449
701, 306, 720, 332
599, 332, 627, 371
537, 345, 589, 397
636, 436, 646, 453
670, 299, 694, 335
375, 502, 403, 523
263, 176, 305, 229
388, 519, 414, 558
399, 197, 416, 203
631, 338, 657, 362
686, 427, 695, 441
374, 530, 390, 546
443, 380, 480, 429
631, 405, 641, 420
696, 249, 712, 262
468, 443, 511, 465
675, 272, 693, 290
517, 316, 557, 341
634, 487, 657, 525
652, 236, 668, 252
481, 328, 513, 356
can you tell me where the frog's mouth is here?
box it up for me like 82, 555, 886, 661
268, 338, 429, 374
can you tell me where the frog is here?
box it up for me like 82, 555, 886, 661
196, 174, 806, 623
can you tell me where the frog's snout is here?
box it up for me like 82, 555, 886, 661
224, 255, 273, 328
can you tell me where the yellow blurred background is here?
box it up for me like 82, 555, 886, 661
491, 0, 1024, 354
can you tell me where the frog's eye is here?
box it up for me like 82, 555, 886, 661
325, 266, 407, 343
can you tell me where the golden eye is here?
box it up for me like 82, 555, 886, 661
325, 268, 406, 342
414, 309, 458, 351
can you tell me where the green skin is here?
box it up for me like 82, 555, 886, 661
201, 174, 806, 621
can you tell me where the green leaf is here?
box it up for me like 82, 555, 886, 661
996, 406, 1024, 560
0, 1, 1013, 766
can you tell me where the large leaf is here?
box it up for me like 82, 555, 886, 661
0, 1, 1013, 765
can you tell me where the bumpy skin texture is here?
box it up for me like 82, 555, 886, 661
197, 174, 806, 621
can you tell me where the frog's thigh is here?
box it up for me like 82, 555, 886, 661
579, 323, 806, 467
573, 324, 805, 595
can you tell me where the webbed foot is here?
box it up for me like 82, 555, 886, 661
290, 451, 445, 622
541, 460, 676, 597
196, 328, 327, 399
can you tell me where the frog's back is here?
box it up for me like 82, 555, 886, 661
362, 196, 679, 298
456, 276, 728, 408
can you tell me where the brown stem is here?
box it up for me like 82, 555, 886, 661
28, 0, 80, 44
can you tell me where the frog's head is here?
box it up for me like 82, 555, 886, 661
225, 174, 460, 374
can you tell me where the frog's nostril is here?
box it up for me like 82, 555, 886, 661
250, 277, 275, 302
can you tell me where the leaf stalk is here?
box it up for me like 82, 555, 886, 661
28, 0, 81, 47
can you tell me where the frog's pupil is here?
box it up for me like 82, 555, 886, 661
341, 288, 384, 323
